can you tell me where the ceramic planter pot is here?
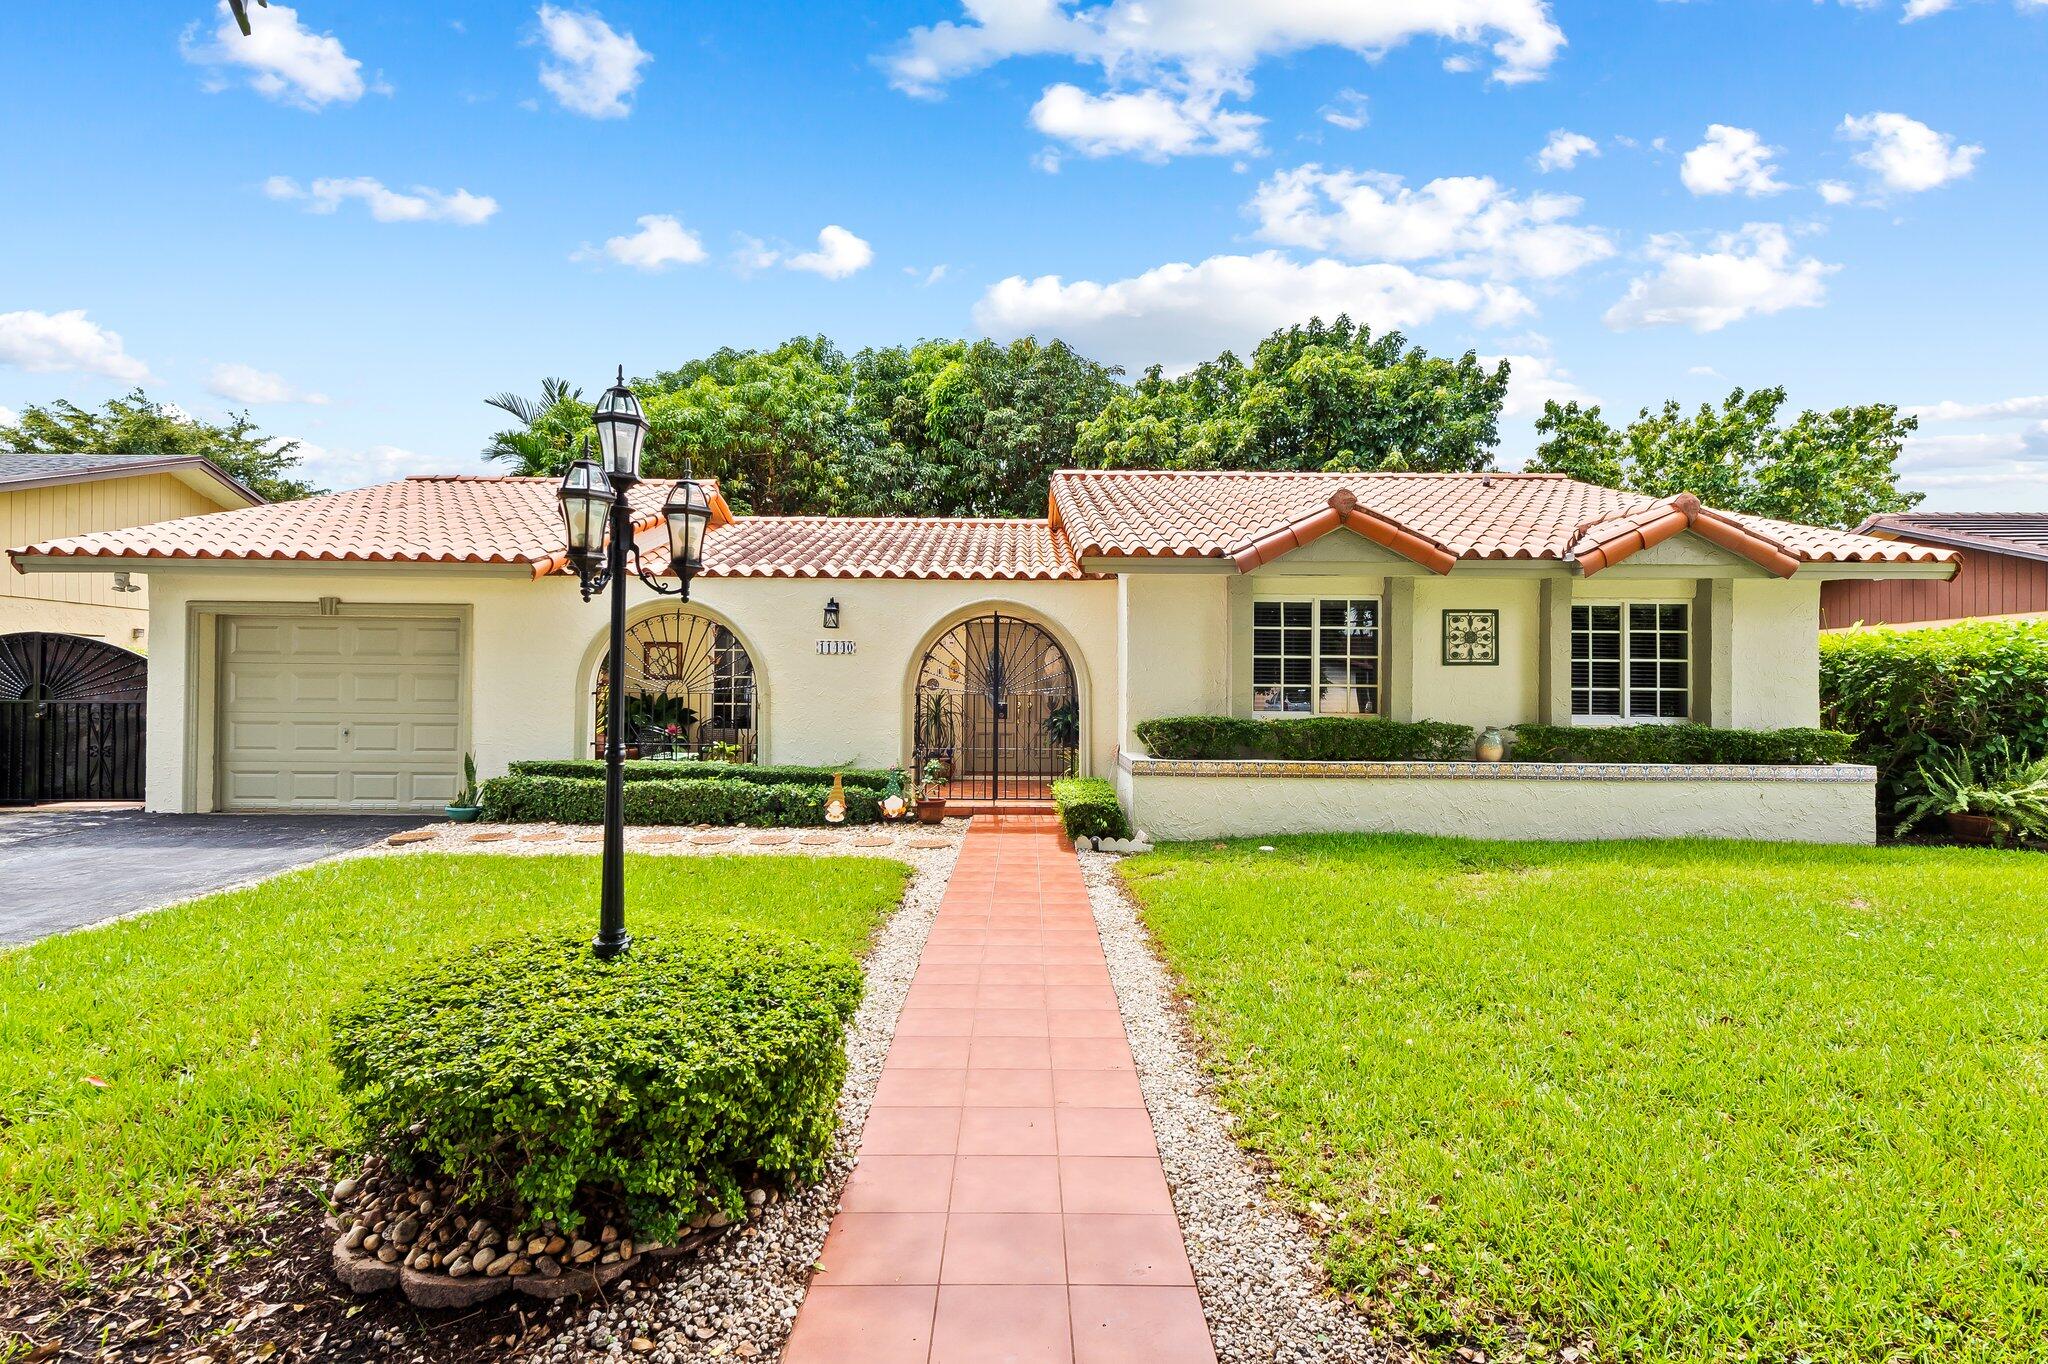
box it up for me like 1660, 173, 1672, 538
1944, 811, 1998, 844
1475, 727, 1506, 762
445, 805, 482, 823
915, 797, 947, 824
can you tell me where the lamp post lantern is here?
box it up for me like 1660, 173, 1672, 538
557, 367, 710, 960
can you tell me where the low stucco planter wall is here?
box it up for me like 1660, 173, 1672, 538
1116, 754, 1877, 845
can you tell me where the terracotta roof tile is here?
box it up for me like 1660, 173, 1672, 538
1047, 469, 1954, 570
671, 517, 1084, 580
8, 476, 674, 576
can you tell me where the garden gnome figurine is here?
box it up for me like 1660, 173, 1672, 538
826, 772, 847, 824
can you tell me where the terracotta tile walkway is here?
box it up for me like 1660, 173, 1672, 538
784, 815, 1217, 1364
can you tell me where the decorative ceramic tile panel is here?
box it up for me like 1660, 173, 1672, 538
1442, 609, 1498, 665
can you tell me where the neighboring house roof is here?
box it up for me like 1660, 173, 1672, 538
0, 452, 264, 507
10, 467, 1956, 581
1854, 512, 2048, 567
1046, 469, 1955, 576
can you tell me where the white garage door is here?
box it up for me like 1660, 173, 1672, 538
218, 616, 462, 811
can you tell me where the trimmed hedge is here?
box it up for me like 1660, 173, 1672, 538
1135, 714, 1474, 761
479, 774, 882, 826
1821, 619, 2048, 810
1508, 723, 1855, 765
331, 929, 861, 1241
1052, 777, 1132, 842
509, 759, 895, 791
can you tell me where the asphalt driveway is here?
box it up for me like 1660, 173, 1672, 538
0, 810, 427, 944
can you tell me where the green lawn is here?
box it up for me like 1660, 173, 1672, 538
1124, 836, 2048, 1363
0, 852, 908, 1283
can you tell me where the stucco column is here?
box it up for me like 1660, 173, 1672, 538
1536, 576, 1574, 725
1700, 579, 1735, 728
1383, 576, 1416, 721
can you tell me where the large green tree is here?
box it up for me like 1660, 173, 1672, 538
1527, 386, 1923, 528
0, 389, 317, 501
1073, 317, 1511, 474
847, 337, 1124, 517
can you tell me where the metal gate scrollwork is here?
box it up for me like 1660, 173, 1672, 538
913, 612, 1078, 802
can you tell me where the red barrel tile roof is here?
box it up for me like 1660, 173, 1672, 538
10, 468, 1954, 580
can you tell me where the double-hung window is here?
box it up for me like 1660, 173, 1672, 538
1571, 602, 1689, 720
1252, 597, 1380, 715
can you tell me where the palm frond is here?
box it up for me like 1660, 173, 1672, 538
485, 392, 544, 427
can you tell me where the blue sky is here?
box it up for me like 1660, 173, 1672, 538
2, 0, 2043, 507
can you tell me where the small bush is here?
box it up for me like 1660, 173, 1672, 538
478, 774, 882, 826
331, 930, 861, 1241
1052, 777, 1132, 842
1135, 715, 1474, 761
509, 759, 895, 792
1508, 723, 1855, 765
1821, 620, 2048, 811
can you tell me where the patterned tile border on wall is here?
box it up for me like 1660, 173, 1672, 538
1119, 754, 1878, 784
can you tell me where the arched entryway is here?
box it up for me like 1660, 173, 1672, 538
593, 610, 758, 762
912, 611, 1079, 803
0, 632, 147, 803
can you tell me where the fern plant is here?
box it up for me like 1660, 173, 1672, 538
1895, 739, 2048, 845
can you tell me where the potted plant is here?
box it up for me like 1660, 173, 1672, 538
445, 754, 482, 823
914, 760, 948, 823
921, 693, 954, 781
1896, 740, 2048, 846
1044, 697, 1080, 751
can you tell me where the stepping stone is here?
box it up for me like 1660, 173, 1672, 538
386, 830, 437, 846
574, 833, 603, 844
521, 830, 565, 842
751, 832, 796, 846
798, 833, 841, 846
692, 832, 738, 846
907, 837, 955, 849
468, 831, 514, 843
850, 836, 894, 848
640, 832, 684, 845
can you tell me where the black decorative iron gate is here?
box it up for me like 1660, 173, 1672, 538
0, 632, 147, 804
914, 612, 1078, 802
594, 611, 757, 762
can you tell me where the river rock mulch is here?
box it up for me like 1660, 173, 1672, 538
1077, 848, 1400, 1364
1, 825, 958, 1364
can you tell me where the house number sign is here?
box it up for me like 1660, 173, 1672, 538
817, 640, 857, 655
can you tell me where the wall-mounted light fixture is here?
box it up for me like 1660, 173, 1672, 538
111, 571, 140, 594
823, 598, 841, 630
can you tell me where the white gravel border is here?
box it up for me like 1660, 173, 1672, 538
1079, 849, 1394, 1364
380, 819, 964, 1363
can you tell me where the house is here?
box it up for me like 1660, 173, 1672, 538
8, 469, 1955, 841
2, 453, 263, 804
1, 453, 262, 646
1821, 513, 2048, 630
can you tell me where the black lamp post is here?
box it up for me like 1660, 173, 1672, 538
558, 366, 712, 959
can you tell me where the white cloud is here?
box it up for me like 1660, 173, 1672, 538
730, 234, 782, 275
1535, 129, 1598, 172
1487, 351, 1596, 418
1687, 364, 1723, 378
1320, 89, 1369, 131
534, 5, 651, 119
0, 309, 152, 382
905, 264, 952, 286
1680, 125, 1789, 197
1029, 82, 1263, 160
294, 441, 466, 491
264, 176, 499, 225
0, 405, 17, 429
1604, 223, 1836, 332
181, 1, 384, 110
206, 362, 329, 405
785, 226, 874, 279
1907, 394, 2048, 422
1816, 179, 1859, 205
574, 214, 706, 271
1894, 423, 2048, 507
973, 250, 1531, 374
884, 0, 1567, 96
1248, 165, 1614, 281
1840, 111, 1982, 194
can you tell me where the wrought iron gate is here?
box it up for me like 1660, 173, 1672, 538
913, 613, 1078, 802
594, 611, 757, 762
0, 632, 147, 804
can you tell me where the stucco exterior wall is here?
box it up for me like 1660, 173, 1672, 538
1407, 575, 1541, 729
1728, 579, 1821, 728
138, 567, 1116, 813
1118, 571, 1230, 749
1119, 759, 1876, 844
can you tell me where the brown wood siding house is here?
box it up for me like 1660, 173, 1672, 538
1821, 514, 2048, 629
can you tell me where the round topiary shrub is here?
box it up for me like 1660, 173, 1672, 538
330, 928, 862, 1243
